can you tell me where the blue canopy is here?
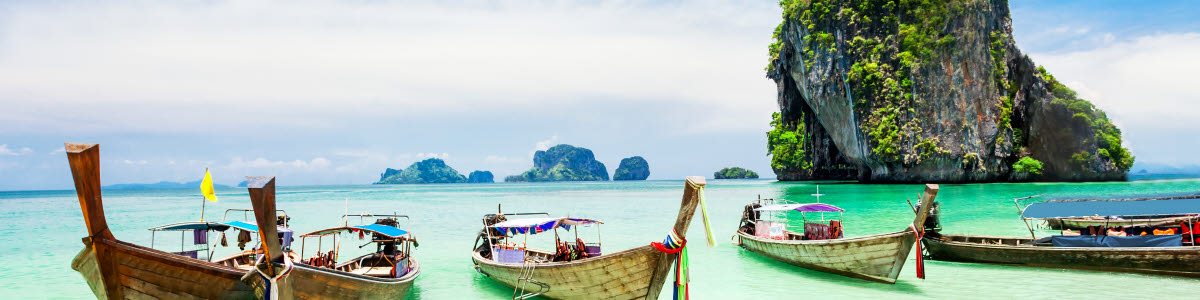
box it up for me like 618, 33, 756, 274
490, 217, 601, 235
300, 224, 410, 239
223, 221, 260, 233
149, 221, 231, 232
1022, 198, 1200, 219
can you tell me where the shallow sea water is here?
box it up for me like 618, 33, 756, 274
2, 178, 1199, 299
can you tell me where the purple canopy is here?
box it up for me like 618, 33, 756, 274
794, 203, 845, 212
755, 203, 846, 213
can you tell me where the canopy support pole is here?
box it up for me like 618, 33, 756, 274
1022, 218, 1036, 239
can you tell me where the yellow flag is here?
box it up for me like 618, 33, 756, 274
201, 168, 218, 202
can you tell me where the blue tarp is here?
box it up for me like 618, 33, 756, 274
355, 224, 409, 238
1051, 234, 1183, 247
223, 221, 260, 233
1022, 198, 1200, 219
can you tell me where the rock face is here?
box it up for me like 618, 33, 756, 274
613, 156, 650, 181
468, 171, 495, 183
505, 144, 609, 182
714, 167, 759, 179
376, 158, 467, 184
766, 0, 1131, 183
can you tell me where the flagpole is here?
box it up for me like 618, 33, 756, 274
201, 168, 208, 222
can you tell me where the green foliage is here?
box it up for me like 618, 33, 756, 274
714, 167, 760, 179
1071, 151, 1094, 166
767, 112, 812, 171
1040, 67, 1135, 171
376, 158, 467, 184
1012, 157, 1044, 175
613, 156, 650, 181
506, 144, 609, 182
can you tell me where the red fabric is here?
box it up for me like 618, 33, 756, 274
651, 239, 686, 254
915, 229, 926, 279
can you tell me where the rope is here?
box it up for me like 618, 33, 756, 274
252, 254, 294, 300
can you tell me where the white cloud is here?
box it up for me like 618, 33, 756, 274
122, 159, 148, 165
0, 145, 33, 156
531, 135, 559, 157
226, 157, 331, 171
0, 0, 780, 135
48, 147, 65, 155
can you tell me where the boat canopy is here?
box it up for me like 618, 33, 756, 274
755, 203, 845, 213
490, 217, 602, 235
148, 221, 231, 232
223, 220, 261, 233
300, 224, 410, 239
1022, 198, 1200, 219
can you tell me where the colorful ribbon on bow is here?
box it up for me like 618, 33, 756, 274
252, 254, 295, 300
910, 224, 926, 279
651, 228, 688, 300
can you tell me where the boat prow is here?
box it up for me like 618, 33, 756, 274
65, 143, 258, 299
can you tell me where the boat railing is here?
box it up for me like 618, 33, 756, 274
221, 208, 290, 227
341, 213, 410, 227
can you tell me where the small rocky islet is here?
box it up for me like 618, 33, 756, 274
505, 144, 610, 182
375, 158, 468, 184
714, 167, 759, 179
613, 156, 650, 181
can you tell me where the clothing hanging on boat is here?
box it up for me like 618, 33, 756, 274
220, 232, 228, 247
237, 230, 252, 250
193, 229, 208, 245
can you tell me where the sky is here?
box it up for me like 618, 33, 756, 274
0, 0, 1197, 190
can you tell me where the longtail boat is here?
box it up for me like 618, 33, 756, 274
243, 177, 421, 299
734, 184, 939, 284
923, 194, 1200, 277
471, 176, 708, 300
294, 213, 421, 298
65, 143, 259, 299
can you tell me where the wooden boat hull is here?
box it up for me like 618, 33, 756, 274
472, 246, 665, 299
923, 234, 1200, 277
263, 261, 419, 299
71, 237, 257, 299
736, 230, 916, 283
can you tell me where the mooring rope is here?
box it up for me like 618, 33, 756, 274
909, 224, 926, 279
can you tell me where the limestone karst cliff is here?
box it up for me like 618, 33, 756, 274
766, 0, 1132, 182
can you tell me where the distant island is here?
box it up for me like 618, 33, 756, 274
714, 167, 759, 179
505, 144, 608, 182
613, 156, 649, 181
105, 180, 230, 190
376, 158, 467, 184
468, 170, 494, 183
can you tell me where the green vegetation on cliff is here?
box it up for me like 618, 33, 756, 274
505, 144, 609, 182
765, 0, 1131, 182
715, 167, 759, 179
767, 112, 811, 171
1039, 67, 1134, 172
1013, 157, 1044, 175
613, 156, 650, 181
376, 158, 467, 184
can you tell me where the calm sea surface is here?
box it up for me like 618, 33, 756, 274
3, 179, 1199, 299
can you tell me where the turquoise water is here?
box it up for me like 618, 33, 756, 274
3, 179, 1200, 299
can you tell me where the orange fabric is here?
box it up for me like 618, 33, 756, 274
1154, 228, 1176, 235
